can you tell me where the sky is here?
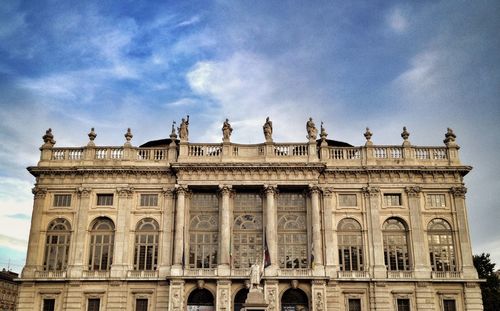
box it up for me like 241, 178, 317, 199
0, 0, 499, 273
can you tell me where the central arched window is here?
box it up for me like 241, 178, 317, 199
428, 218, 456, 272
88, 217, 115, 271
278, 192, 308, 269
134, 218, 159, 270
233, 193, 263, 268
189, 193, 218, 269
338, 218, 364, 271
44, 218, 71, 271
383, 218, 410, 271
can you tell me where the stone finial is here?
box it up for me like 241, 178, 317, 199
263, 117, 273, 142
401, 126, 410, 146
306, 117, 318, 142
170, 121, 178, 140
124, 128, 133, 145
364, 127, 373, 146
444, 127, 457, 146
222, 118, 233, 142
42, 128, 56, 147
320, 121, 328, 144
87, 127, 97, 146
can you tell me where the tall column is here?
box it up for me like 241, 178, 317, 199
405, 186, 430, 278
309, 186, 324, 271
362, 186, 386, 278
111, 186, 133, 277
172, 185, 188, 274
22, 186, 47, 277
68, 187, 91, 278
451, 186, 477, 278
264, 185, 278, 274
218, 185, 232, 275
321, 188, 337, 275
159, 188, 174, 277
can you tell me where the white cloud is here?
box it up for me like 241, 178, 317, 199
387, 7, 409, 33
175, 15, 201, 28
0, 234, 28, 253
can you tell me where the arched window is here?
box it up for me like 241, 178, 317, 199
383, 218, 410, 271
134, 218, 159, 271
234, 288, 249, 311
278, 192, 308, 269
281, 288, 309, 311
88, 217, 115, 271
187, 288, 214, 307
338, 218, 364, 271
428, 218, 456, 272
189, 193, 218, 269
44, 218, 71, 271
233, 193, 263, 268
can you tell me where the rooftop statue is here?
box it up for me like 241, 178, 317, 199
263, 117, 273, 142
177, 115, 189, 141
306, 117, 318, 141
222, 118, 233, 141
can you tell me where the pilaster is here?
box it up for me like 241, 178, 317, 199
67, 187, 91, 278
264, 280, 279, 311
322, 188, 337, 275
362, 186, 386, 278
464, 282, 484, 311
216, 280, 232, 311
312, 280, 327, 311
22, 186, 47, 277
111, 186, 134, 277
168, 280, 185, 311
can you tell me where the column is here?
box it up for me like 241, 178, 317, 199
159, 188, 174, 277
22, 186, 47, 277
451, 186, 477, 278
405, 186, 430, 278
172, 185, 188, 273
264, 185, 278, 273
68, 187, 91, 278
309, 186, 324, 271
362, 186, 386, 278
111, 186, 133, 277
321, 188, 337, 275
218, 185, 232, 275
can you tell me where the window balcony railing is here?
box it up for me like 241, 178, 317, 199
127, 270, 159, 278
278, 268, 311, 277
431, 271, 462, 279
232, 268, 251, 277
184, 268, 217, 277
338, 270, 369, 278
83, 270, 110, 278
35, 270, 66, 279
387, 270, 414, 279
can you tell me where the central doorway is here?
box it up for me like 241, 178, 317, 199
281, 288, 309, 311
187, 288, 215, 311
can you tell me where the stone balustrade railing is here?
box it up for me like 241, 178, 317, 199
39, 141, 461, 167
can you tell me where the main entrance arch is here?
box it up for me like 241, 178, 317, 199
234, 288, 249, 311
281, 288, 309, 311
187, 288, 215, 311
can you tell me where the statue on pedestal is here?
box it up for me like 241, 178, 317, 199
222, 118, 233, 141
250, 263, 261, 290
306, 117, 317, 141
178, 115, 189, 141
263, 117, 273, 142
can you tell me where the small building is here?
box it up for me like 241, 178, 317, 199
0, 269, 19, 311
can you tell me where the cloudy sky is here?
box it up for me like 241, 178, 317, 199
0, 0, 499, 272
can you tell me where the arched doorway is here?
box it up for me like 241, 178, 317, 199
187, 288, 215, 311
233, 288, 249, 311
281, 288, 309, 311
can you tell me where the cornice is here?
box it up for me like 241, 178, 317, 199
27, 166, 173, 177
324, 166, 472, 175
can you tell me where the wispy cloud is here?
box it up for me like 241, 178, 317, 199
387, 7, 409, 33
5, 214, 31, 221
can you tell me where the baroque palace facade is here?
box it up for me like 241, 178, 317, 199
18, 118, 483, 311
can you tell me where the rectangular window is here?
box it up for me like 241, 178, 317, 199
97, 194, 113, 206
397, 298, 410, 311
140, 194, 158, 207
338, 194, 357, 207
427, 194, 446, 207
136, 298, 148, 311
53, 194, 71, 207
348, 298, 361, 311
87, 298, 100, 311
384, 194, 401, 206
43, 299, 55, 311
443, 299, 456, 311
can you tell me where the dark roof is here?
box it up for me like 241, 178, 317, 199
0, 269, 18, 282
140, 138, 352, 148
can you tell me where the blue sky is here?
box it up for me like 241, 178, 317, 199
0, 0, 499, 272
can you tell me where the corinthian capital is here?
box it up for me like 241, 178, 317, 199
218, 185, 234, 197
362, 186, 380, 197
450, 186, 467, 198
77, 187, 91, 198
32, 186, 48, 199
308, 184, 321, 196
405, 186, 422, 197
174, 184, 189, 196
263, 184, 278, 195
117, 187, 134, 198
162, 187, 174, 198
321, 187, 334, 197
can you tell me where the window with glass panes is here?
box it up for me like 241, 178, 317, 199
136, 298, 148, 311
383, 218, 410, 271
443, 299, 456, 311
427, 194, 446, 208
87, 298, 100, 311
189, 193, 218, 268
134, 218, 159, 270
140, 194, 158, 207
427, 219, 456, 272
43, 298, 55, 311
348, 298, 361, 311
338, 218, 364, 271
88, 218, 114, 271
53, 194, 71, 207
278, 192, 308, 269
396, 298, 410, 311
96, 194, 113, 206
233, 192, 263, 269
44, 218, 71, 271
384, 193, 402, 206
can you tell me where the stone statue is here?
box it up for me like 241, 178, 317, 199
306, 117, 318, 141
222, 118, 233, 141
263, 117, 273, 142
177, 115, 189, 141
250, 263, 261, 289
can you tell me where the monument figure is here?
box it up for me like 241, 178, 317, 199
178, 115, 190, 141
222, 118, 233, 141
263, 117, 273, 142
306, 117, 317, 141
250, 263, 261, 289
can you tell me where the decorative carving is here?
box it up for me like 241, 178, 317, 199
222, 118, 233, 142
405, 186, 422, 197
308, 185, 321, 195
196, 279, 205, 289
267, 288, 277, 311
320, 121, 328, 143
444, 127, 457, 145
32, 186, 48, 199
171, 289, 181, 311
291, 279, 299, 289
218, 185, 233, 197
315, 292, 324, 311
174, 185, 189, 196
250, 263, 261, 289
263, 117, 273, 142
321, 187, 334, 197
124, 128, 133, 144
263, 185, 278, 195
450, 186, 467, 198
170, 121, 178, 140
362, 186, 380, 197
306, 117, 318, 141
117, 187, 134, 197
77, 187, 91, 198
88, 128, 97, 144
42, 128, 56, 146
161, 187, 174, 198
220, 288, 228, 309
401, 126, 410, 141
177, 115, 189, 141
364, 127, 373, 145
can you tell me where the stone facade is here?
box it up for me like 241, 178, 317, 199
17, 123, 483, 311
0, 269, 18, 311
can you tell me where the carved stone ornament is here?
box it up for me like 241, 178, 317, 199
401, 126, 410, 141
222, 118, 233, 141
196, 279, 205, 289
42, 128, 56, 146
174, 184, 189, 196
450, 186, 467, 198
263, 117, 273, 142
405, 186, 422, 197
291, 279, 299, 289
170, 121, 178, 140
32, 186, 48, 199
77, 187, 91, 198
218, 185, 233, 197
161, 187, 174, 198
117, 187, 134, 197
306, 117, 318, 141
88, 128, 97, 141
321, 187, 334, 197
362, 186, 380, 197
444, 127, 457, 145
177, 115, 189, 141
263, 185, 278, 195
364, 127, 373, 143
220, 288, 228, 308
320, 121, 328, 142
124, 128, 133, 143
171, 289, 182, 311
308, 185, 321, 195
267, 288, 277, 311
315, 292, 324, 311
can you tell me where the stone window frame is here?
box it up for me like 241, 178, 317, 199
38, 290, 62, 311
43, 218, 72, 271
437, 291, 461, 311
52, 193, 72, 208
382, 217, 412, 271
84, 291, 106, 311
95, 193, 115, 208
382, 192, 404, 208
425, 193, 449, 209
342, 290, 366, 311
391, 290, 415, 311
133, 218, 160, 271
337, 217, 365, 271
131, 290, 154, 311
337, 193, 359, 209
427, 218, 457, 272
87, 217, 115, 271
138, 193, 159, 208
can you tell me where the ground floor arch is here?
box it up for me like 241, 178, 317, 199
281, 288, 309, 311
187, 288, 215, 311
